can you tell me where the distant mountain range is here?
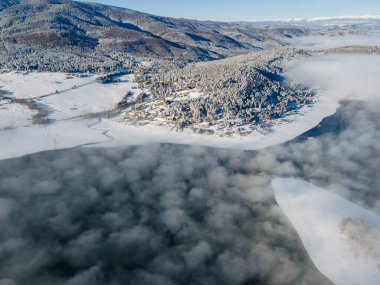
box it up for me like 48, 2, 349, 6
270, 15, 380, 22
0, 0, 378, 72
0, 0, 303, 60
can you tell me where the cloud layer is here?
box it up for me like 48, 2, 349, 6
289, 34, 380, 50
0, 144, 332, 285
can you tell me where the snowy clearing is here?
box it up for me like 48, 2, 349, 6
272, 178, 380, 285
0, 102, 33, 129
0, 119, 110, 160
0, 71, 94, 99
39, 77, 134, 121
0, 71, 139, 159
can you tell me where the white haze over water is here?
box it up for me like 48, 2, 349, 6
286, 54, 380, 103
289, 33, 380, 50
281, 53, 380, 214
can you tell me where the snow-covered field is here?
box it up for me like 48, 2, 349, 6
0, 119, 110, 159
39, 78, 134, 121
0, 102, 32, 129
0, 71, 135, 120
272, 178, 380, 285
0, 71, 139, 160
0, 71, 94, 99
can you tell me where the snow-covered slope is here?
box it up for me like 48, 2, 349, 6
0, 72, 94, 99
0, 103, 32, 129
0, 71, 136, 122
0, 71, 139, 159
272, 178, 380, 285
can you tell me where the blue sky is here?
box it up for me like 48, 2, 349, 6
82, 0, 380, 21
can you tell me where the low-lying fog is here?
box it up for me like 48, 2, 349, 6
287, 54, 380, 102
289, 33, 380, 49
1, 54, 380, 285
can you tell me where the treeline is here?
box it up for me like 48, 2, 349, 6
0, 43, 136, 73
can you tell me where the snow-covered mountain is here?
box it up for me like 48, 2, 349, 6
3, 0, 379, 72
0, 0, 311, 71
